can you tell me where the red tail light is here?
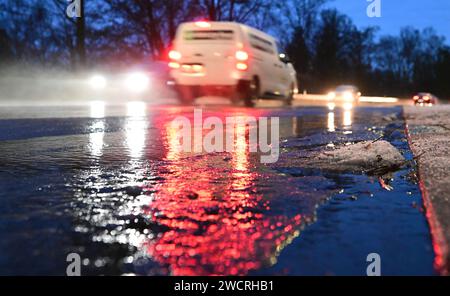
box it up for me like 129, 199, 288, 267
168, 62, 180, 69
236, 63, 248, 71
195, 21, 211, 28
235, 50, 249, 71
168, 50, 181, 60
235, 50, 249, 61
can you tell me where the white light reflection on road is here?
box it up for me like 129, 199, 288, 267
90, 101, 105, 118
127, 101, 147, 118
88, 101, 106, 158
125, 101, 147, 160
343, 103, 353, 127
327, 102, 336, 132
327, 112, 335, 132
89, 121, 105, 158
327, 102, 335, 111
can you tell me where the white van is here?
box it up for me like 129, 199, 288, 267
168, 21, 298, 105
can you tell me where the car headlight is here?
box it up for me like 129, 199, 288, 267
343, 91, 354, 101
327, 92, 336, 100
89, 75, 107, 90
125, 72, 150, 93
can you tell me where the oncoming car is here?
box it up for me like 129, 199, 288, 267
168, 21, 299, 106
87, 60, 173, 98
327, 85, 361, 103
413, 93, 439, 106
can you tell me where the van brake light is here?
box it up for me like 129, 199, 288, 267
168, 50, 181, 60
195, 21, 211, 28
236, 63, 248, 71
168, 62, 180, 69
235, 50, 249, 61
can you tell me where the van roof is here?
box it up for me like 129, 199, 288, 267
178, 21, 277, 43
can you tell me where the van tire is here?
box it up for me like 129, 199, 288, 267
247, 77, 260, 106
232, 77, 259, 107
286, 83, 295, 105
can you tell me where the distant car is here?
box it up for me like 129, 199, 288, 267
413, 93, 439, 105
168, 21, 299, 105
327, 85, 361, 102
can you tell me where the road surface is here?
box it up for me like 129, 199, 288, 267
0, 97, 436, 275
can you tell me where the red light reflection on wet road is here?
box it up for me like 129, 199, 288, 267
142, 110, 303, 275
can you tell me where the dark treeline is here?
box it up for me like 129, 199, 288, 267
287, 8, 450, 98
0, 0, 449, 98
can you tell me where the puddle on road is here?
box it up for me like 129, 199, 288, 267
0, 104, 435, 275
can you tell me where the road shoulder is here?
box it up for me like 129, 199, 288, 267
404, 105, 450, 275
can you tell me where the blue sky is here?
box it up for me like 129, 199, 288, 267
327, 0, 450, 43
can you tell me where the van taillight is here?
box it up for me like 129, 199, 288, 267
235, 51, 249, 70
168, 62, 180, 69
235, 50, 249, 61
236, 63, 248, 71
168, 50, 181, 60
195, 21, 211, 28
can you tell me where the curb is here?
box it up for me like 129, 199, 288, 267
403, 115, 449, 275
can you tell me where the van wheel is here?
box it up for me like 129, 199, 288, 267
247, 77, 260, 105
176, 86, 196, 105
232, 78, 259, 107
285, 84, 295, 106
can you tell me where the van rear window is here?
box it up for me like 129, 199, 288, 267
183, 30, 234, 41
249, 33, 274, 54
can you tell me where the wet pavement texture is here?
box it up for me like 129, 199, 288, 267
0, 102, 435, 275
404, 105, 450, 274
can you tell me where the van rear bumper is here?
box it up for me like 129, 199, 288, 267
170, 69, 250, 86
175, 80, 251, 97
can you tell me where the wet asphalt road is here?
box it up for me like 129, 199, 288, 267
0, 99, 435, 275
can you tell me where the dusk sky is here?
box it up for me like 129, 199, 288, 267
328, 0, 450, 43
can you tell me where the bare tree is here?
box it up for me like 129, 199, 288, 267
0, 0, 62, 64
104, 0, 189, 59
195, 0, 270, 24
273, 0, 329, 48
50, 0, 84, 69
